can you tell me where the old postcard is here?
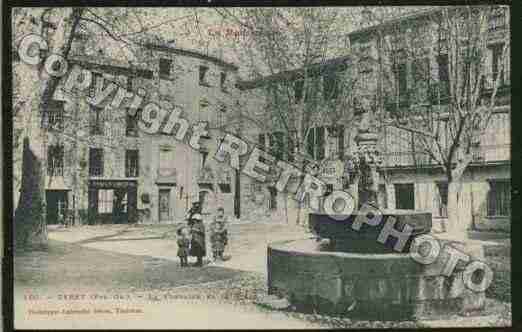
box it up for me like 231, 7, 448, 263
9, 4, 511, 329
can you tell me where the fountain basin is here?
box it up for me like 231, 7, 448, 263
267, 238, 486, 320
309, 210, 432, 253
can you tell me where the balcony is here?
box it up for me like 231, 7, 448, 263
481, 72, 510, 93
382, 151, 433, 168
382, 144, 510, 169
472, 144, 510, 164
89, 166, 103, 177
428, 81, 450, 105
125, 167, 139, 178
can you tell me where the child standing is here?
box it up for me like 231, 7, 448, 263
176, 226, 191, 267
210, 207, 228, 261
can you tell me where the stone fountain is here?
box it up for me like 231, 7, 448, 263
267, 103, 486, 320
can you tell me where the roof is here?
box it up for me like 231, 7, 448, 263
236, 56, 351, 91
347, 8, 441, 40
236, 5, 504, 91
70, 55, 153, 79
142, 43, 239, 71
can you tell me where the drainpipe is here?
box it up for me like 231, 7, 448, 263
234, 168, 241, 219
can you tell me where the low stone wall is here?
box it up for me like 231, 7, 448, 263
267, 239, 486, 320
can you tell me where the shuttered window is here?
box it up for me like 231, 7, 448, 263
488, 180, 510, 217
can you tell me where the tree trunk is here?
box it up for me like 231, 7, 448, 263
14, 137, 48, 250
446, 180, 468, 240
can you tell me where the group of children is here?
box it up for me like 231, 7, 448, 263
176, 204, 229, 268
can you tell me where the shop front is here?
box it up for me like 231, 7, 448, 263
88, 179, 138, 224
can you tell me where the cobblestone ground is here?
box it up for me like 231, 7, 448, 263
13, 222, 511, 329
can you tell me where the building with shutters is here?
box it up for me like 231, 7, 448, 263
14, 39, 245, 225
13, 7, 510, 229
238, 6, 511, 230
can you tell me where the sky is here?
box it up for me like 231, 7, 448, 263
75, 7, 434, 79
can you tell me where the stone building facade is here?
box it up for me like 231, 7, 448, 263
14, 40, 245, 225
14, 7, 510, 230
348, 7, 511, 232
238, 7, 511, 230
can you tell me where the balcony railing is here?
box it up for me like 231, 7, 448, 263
125, 167, 139, 178
382, 144, 510, 168
89, 166, 103, 177
472, 144, 510, 163
382, 151, 433, 167
481, 72, 510, 91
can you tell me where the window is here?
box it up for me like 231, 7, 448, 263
217, 104, 226, 129
158, 148, 175, 177
125, 149, 139, 177
89, 148, 104, 177
488, 10, 505, 32
304, 78, 319, 103
98, 189, 114, 214
268, 186, 277, 210
46, 100, 64, 130
294, 79, 304, 103
327, 126, 344, 160
252, 182, 262, 194
491, 43, 505, 86
306, 127, 325, 160
258, 133, 266, 149
396, 62, 408, 105
437, 54, 450, 99
220, 72, 228, 92
201, 151, 208, 169
218, 183, 231, 193
323, 70, 339, 100
288, 131, 297, 162
269, 132, 285, 160
159, 58, 172, 79
47, 145, 64, 176
199, 65, 210, 86
342, 176, 350, 190
436, 182, 448, 217
412, 58, 430, 83
90, 72, 103, 97
488, 180, 510, 217
324, 184, 334, 196
394, 183, 415, 210
90, 105, 104, 135
126, 112, 139, 137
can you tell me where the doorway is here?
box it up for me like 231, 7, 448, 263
394, 183, 415, 210
46, 190, 68, 225
159, 189, 171, 222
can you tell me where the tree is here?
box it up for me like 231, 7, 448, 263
213, 8, 362, 224
358, 6, 510, 237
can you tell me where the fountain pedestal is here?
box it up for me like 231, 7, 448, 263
267, 221, 486, 319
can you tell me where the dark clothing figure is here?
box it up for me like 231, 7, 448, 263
185, 202, 205, 267
176, 226, 191, 267
210, 215, 228, 260
189, 218, 206, 266
186, 202, 202, 227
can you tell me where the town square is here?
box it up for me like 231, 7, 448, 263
9, 5, 511, 329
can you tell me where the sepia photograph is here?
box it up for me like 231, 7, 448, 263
7, 3, 512, 329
